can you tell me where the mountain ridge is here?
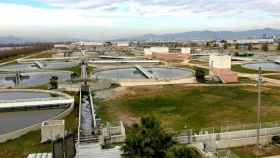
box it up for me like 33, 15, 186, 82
119, 28, 280, 41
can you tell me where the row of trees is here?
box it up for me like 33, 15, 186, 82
207, 41, 280, 52
122, 115, 200, 158
0, 43, 53, 59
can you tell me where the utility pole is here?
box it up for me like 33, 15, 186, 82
256, 67, 262, 152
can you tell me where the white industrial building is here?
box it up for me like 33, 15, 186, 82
181, 47, 191, 54
54, 44, 70, 50
71, 41, 104, 47
144, 47, 190, 61
116, 42, 130, 47
209, 54, 231, 69
209, 54, 238, 83
149, 47, 169, 53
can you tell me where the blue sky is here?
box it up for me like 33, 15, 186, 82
0, 0, 280, 40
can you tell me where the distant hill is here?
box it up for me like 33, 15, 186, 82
120, 28, 280, 41
2, 28, 280, 43
0, 36, 26, 43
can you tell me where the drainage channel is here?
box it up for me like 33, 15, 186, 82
78, 85, 98, 144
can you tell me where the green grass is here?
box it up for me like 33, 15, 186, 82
59, 65, 81, 75
0, 92, 79, 158
0, 130, 52, 158
58, 65, 94, 77
231, 148, 259, 158
232, 65, 274, 74
264, 75, 280, 80
96, 85, 280, 131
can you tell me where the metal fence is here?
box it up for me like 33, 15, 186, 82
174, 121, 280, 144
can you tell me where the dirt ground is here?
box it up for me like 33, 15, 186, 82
232, 144, 280, 157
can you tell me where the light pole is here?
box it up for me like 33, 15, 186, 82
256, 67, 262, 152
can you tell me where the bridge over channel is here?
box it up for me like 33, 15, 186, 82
135, 65, 153, 79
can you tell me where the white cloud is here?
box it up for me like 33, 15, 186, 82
1, 0, 280, 40
39, 0, 280, 16
0, 3, 114, 27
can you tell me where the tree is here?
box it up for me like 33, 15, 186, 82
70, 72, 78, 81
166, 145, 200, 158
195, 68, 206, 83
248, 43, 253, 51
262, 43, 269, 51
234, 52, 239, 56
223, 42, 228, 50
235, 43, 240, 50
49, 76, 58, 89
277, 43, 280, 51
122, 115, 175, 158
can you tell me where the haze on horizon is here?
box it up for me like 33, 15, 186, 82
0, 0, 280, 40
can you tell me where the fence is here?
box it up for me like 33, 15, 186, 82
101, 121, 126, 145
174, 121, 280, 146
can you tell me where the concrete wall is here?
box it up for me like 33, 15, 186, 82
41, 120, 65, 143
101, 122, 126, 144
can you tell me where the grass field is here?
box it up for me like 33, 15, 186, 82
0, 92, 79, 158
96, 85, 280, 130
232, 65, 274, 74
232, 145, 280, 158
265, 75, 280, 80
59, 65, 94, 77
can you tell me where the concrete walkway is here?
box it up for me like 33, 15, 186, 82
76, 143, 121, 158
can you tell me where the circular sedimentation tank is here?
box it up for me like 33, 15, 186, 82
0, 60, 78, 71
0, 89, 73, 136
0, 91, 52, 100
242, 62, 280, 71
93, 67, 193, 81
0, 71, 72, 87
